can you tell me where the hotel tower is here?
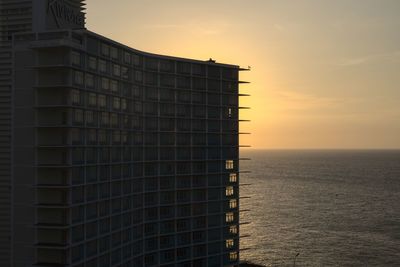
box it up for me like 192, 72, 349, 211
0, 1, 248, 266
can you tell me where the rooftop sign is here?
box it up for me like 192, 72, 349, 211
46, 0, 85, 29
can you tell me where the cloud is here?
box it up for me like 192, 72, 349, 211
274, 90, 341, 112
143, 21, 230, 36
335, 51, 400, 66
273, 23, 285, 31
144, 24, 185, 29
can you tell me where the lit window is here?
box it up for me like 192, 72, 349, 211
99, 59, 107, 73
226, 160, 234, 170
226, 212, 234, 223
226, 186, 234, 196
88, 56, 97, 70
71, 51, 81, 66
74, 71, 84, 85
71, 90, 80, 105
228, 108, 232, 118
101, 78, 109, 90
226, 239, 234, 249
85, 74, 94, 88
229, 252, 238, 261
229, 173, 237, 183
229, 199, 237, 209
229, 225, 238, 234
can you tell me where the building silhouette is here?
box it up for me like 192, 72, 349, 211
0, 1, 247, 266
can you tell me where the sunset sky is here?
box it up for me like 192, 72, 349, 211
86, 0, 400, 149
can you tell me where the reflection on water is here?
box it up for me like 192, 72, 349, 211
240, 150, 400, 267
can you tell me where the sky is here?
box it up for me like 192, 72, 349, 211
86, 0, 400, 149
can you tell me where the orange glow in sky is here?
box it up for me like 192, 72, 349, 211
87, 0, 400, 149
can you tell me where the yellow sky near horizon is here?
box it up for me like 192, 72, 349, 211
86, 0, 400, 149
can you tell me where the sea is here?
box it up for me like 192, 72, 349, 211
239, 150, 400, 267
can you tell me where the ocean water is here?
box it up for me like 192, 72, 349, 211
239, 150, 400, 267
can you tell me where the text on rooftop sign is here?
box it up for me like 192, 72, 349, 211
47, 0, 85, 29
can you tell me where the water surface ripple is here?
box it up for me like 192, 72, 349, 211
240, 150, 400, 267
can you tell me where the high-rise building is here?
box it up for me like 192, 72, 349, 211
0, 1, 247, 266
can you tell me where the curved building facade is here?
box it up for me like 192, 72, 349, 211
1, 1, 246, 266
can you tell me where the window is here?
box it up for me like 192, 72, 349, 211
71, 90, 80, 105
101, 77, 109, 90
110, 114, 119, 127
98, 130, 107, 144
71, 51, 81, 66
99, 59, 107, 73
121, 99, 127, 111
133, 54, 141, 66
229, 225, 238, 234
113, 131, 121, 144
135, 71, 142, 82
71, 245, 84, 263
110, 80, 118, 93
113, 64, 121, 76
226, 160, 234, 170
230, 252, 238, 261
134, 102, 142, 113
71, 128, 82, 145
98, 95, 107, 108
73, 109, 84, 124
121, 131, 128, 144
88, 56, 97, 70
86, 111, 94, 125
124, 52, 131, 64
228, 108, 232, 118
101, 112, 109, 126
101, 43, 109, 56
133, 85, 141, 97
86, 74, 94, 88
226, 186, 234, 197
122, 66, 129, 79
226, 239, 234, 249
110, 46, 118, 59
74, 71, 84, 85
229, 199, 237, 209
113, 97, 120, 110
229, 173, 237, 183
226, 212, 234, 223
88, 129, 96, 144
88, 93, 97, 107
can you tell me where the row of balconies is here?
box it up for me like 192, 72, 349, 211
37, 244, 239, 267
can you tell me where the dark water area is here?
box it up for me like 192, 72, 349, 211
239, 150, 400, 267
